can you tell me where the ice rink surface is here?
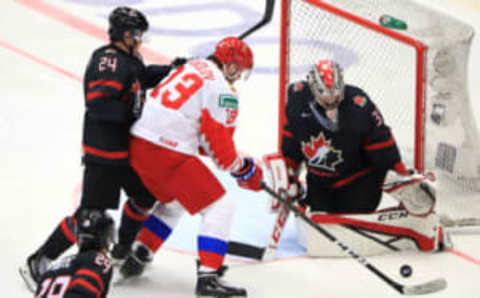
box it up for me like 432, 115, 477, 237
1, 0, 480, 297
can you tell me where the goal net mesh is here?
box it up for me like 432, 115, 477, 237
281, 0, 480, 224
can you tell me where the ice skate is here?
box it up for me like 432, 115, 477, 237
119, 243, 153, 278
19, 251, 51, 293
110, 243, 130, 266
195, 262, 247, 298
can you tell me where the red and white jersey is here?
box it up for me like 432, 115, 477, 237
131, 59, 242, 171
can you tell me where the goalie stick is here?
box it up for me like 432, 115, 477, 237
227, 194, 290, 261
261, 182, 447, 295
227, 154, 292, 261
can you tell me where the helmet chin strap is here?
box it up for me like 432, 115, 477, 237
316, 96, 341, 110
222, 63, 241, 83
120, 29, 142, 55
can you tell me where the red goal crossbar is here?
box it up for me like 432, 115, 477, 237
278, 0, 428, 171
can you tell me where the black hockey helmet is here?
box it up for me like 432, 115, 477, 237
108, 6, 149, 42
76, 209, 114, 252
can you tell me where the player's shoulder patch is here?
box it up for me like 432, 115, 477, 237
293, 82, 306, 92
218, 94, 238, 109
353, 95, 367, 107
104, 48, 117, 55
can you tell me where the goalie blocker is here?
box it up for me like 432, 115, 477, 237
263, 154, 448, 257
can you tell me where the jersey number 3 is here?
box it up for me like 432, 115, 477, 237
150, 65, 203, 110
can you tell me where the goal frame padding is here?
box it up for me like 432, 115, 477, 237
278, 0, 428, 171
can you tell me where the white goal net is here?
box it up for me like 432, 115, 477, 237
279, 0, 480, 224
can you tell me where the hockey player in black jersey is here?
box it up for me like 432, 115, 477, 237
35, 211, 114, 298
20, 7, 185, 291
282, 59, 411, 213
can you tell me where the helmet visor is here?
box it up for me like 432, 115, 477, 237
224, 63, 252, 82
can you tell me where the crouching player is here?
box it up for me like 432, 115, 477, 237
34, 211, 114, 297
270, 59, 447, 257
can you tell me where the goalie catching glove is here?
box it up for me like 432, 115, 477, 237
383, 170, 437, 217
231, 158, 263, 191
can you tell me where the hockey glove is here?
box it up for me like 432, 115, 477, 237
283, 157, 305, 202
393, 161, 415, 176
171, 57, 188, 68
286, 172, 305, 202
231, 158, 263, 191
383, 171, 436, 216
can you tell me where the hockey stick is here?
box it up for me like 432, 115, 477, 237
227, 195, 290, 260
237, 0, 276, 40
227, 241, 264, 260
261, 182, 447, 295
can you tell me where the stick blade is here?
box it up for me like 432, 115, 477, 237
402, 278, 447, 295
227, 241, 265, 260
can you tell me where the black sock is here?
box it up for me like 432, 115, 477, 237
40, 215, 77, 260
118, 198, 151, 247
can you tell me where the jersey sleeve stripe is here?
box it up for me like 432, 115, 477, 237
88, 79, 123, 90
331, 168, 372, 189
61, 218, 77, 243
75, 269, 105, 292
68, 279, 101, 298
82, 144, 129, 159
86, 91, 111, 101
363, 137, 395, 150
282, 129, 293, 138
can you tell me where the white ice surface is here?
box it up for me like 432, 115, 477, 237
1, 0, 479, 297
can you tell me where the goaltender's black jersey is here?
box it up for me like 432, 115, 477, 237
82, 44, 171, 165
281, 81, 402, 189
35, 251, 112, 298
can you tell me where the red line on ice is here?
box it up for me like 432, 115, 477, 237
447, 247, 480, 266
0, 40, 81, 81
15, 0, 170, 64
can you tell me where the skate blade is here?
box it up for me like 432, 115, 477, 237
18, 265, 37, 293
111, 256, 126, 267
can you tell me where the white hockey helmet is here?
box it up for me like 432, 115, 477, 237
307, 60, 345, 110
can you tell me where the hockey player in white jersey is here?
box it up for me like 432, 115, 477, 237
122, 36, 262, 298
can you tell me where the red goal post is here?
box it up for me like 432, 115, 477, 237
279, 0, 428, 171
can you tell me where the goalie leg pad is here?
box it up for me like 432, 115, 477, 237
296, 208, 443, 257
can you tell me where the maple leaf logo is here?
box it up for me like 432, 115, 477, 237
301, 132, 343, 171
302, 133, 327, 160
